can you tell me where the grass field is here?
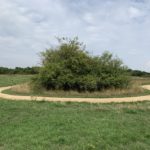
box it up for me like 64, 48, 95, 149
0, 75, 33, 87
0, 99, 150, 150
0, 75, 150, 149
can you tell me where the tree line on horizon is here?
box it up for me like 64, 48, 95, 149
0, 66, 39, 75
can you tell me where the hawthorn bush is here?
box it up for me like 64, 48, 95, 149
32, 37, 130, 91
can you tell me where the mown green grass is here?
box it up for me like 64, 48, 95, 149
0, 75, 33, 87
0, 100, 150, 150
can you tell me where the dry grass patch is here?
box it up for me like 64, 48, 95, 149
11, 83, 31, 94
131, 76, 150, 85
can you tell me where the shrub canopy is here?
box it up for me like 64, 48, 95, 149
33, 37, 130, 91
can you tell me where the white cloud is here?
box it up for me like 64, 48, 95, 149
145, 61, 150, 68
128, 7, 143, 18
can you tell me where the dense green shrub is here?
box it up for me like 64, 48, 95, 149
33, 37, 130, 91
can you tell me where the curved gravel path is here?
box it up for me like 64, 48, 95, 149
0, 85, 150, 103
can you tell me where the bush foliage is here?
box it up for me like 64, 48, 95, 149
33, 37, 130, 91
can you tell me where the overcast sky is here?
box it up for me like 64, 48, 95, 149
0, 0, 150, 71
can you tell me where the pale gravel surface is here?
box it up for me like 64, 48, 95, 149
0, 85, 150, 103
